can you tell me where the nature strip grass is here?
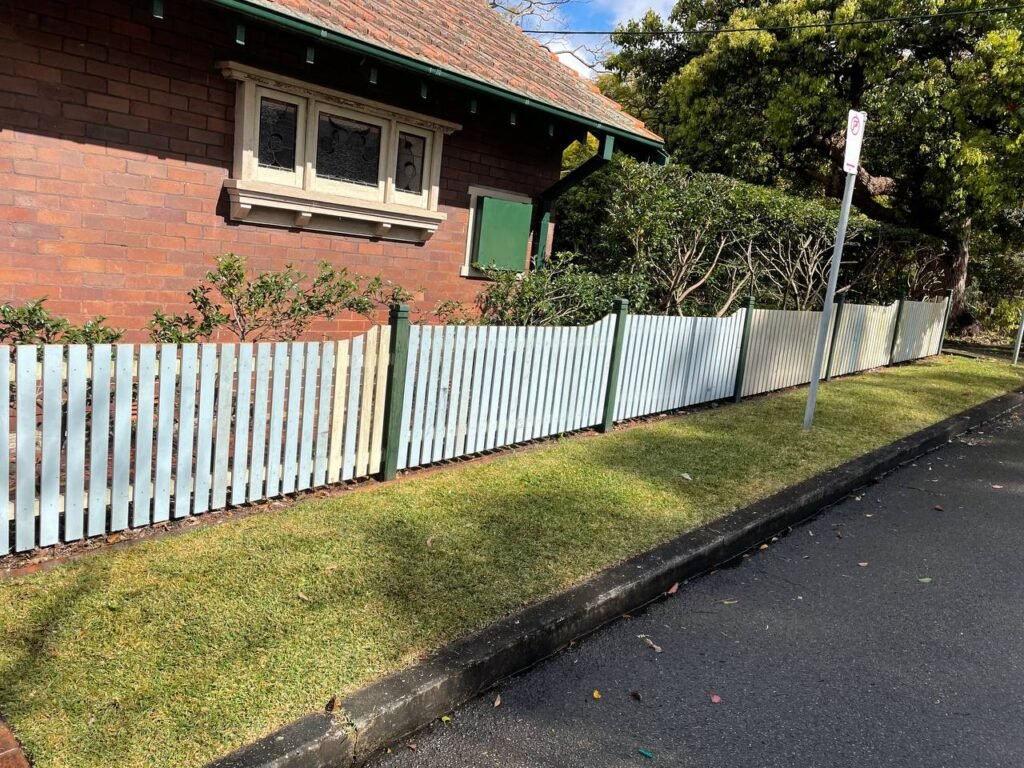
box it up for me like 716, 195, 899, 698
0, 355, 1021, 768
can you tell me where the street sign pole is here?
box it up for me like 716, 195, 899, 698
803, 110, 866, 431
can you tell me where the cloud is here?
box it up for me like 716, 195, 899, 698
592, 0, 675, 25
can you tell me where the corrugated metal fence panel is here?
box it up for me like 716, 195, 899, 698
5, 330, 387, 553
830, 302, 898, 377
398, 317, 614, 470
742, 309, 832, 397
893, 299, 947, 363
614, 310, 746, 420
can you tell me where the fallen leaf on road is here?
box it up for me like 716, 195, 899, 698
758, 543, 769, 550
631, 690, 643, 702
721, 599, 738, 605
493, 694, 502, 708
406, 743, 417, 751
711, 693, 722, 704
666, 582, 679, 595
592, 690, 601, 700
933, 505, 944, 511
992, 485, 1004, 489
441, 715, 451, 723
918, 577, 933, 584
643, 637, 663, 653
858, 562, 868, 567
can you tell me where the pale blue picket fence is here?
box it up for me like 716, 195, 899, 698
2, 329, 391, 554
397, 318, 615, 471
614, 312, 745, 421
1, 295, 950, 557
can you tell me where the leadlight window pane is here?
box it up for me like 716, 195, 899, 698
396, 132, 426, 193
316, 113, 381, 186
258, 97, 297, 171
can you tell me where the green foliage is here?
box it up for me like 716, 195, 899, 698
983, 297, 1024, 339
0, 299, 123, 345
605, 0, 1024, 317
149, 254, 411, 342
475, 253, 648, 326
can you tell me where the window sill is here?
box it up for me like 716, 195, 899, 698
223, 179, 446, 243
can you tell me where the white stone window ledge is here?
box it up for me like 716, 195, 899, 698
224, 179, 446, 243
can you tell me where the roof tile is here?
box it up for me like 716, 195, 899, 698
241, 0, 662, 143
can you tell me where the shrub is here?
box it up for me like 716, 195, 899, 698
0, 299, 123, 345
475, 253, 648, 326
149, 254, 411, 342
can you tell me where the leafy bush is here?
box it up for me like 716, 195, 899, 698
555, 156, 946, 313
0, 299, 123, 345
475, 253, 648, 326
149, 254, 411, 342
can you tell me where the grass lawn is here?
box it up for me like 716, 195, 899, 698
1, 355, 1021, 768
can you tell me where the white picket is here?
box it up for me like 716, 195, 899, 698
298, 342, 319, 491
193, 344, 217, 514
152, 345, 177, 524
110, 345, 134, 531
248, 344, 272, 501
39, 346, 63, 546
232, 344, 254, 504
87, 345, 111, 538
174, 345, 199, 519
212, 344, 236, 508
0, 347, 8, 554
66, 346, 88, 539
133, 345, 157, 527
342, 335, 363, 482
15, 346, 36, 551
313, 342, 335, 488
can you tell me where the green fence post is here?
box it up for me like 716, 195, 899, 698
825, 294, 846, 381
599, 298, 629, 433
733, 296, 755, 402
380, 303, 411, 480
888, 298, 906, 365
937, 289, 954, 355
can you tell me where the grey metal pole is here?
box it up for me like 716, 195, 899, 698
1013, 310, 1024, 366
803, 171, 857, 430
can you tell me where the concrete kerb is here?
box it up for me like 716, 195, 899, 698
208, 389, 1024, 768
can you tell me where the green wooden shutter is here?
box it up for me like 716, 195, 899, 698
472, 196, 533, 272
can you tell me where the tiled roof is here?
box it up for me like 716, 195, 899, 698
238, 0, 662, 145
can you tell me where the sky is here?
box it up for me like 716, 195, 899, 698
521, 0, 677, 77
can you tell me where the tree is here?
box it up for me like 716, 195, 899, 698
606, 0, 1024, 326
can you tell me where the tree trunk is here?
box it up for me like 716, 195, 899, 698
946, 218, 975, 332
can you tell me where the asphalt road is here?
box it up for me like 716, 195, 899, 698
368, 410, 1024, 768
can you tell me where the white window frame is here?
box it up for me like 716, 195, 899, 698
252, 86, 306, 187
219, 62, 460, 243
461, 184, 534, 278
310, 102, 389, 203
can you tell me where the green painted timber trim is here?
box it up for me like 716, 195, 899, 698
542, 135, 614, 202
204, 0, 664, 153
825, 294, 846, 381
732, 296, 755, 402
534, 200, 552, 269
889, 298, 907, 365
599, 298, 629, 433
380, 303, 411, 480
937, 289, 954, 354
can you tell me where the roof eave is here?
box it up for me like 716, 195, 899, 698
203, 0, 665, 153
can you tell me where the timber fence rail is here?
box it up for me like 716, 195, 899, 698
2, 293, 950, 556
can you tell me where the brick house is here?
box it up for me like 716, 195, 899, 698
0, 0, 663, 340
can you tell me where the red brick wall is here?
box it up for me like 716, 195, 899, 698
0, 0, 565, 340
